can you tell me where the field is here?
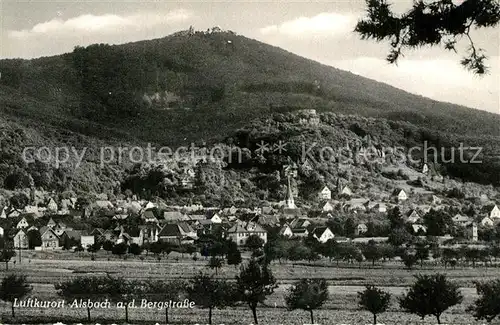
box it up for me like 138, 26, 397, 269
0, 250, 493, 324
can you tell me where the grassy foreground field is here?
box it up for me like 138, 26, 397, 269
0, 251, 493, 324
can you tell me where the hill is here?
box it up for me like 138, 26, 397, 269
0, 27, 498, 198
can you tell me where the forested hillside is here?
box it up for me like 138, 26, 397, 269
0, 28, 498, 200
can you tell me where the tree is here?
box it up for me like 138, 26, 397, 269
0, 249, 16, 270
9, 193, 29, 210
400, 251, 418, 270
146, 279, 185, 323
358, 285, 391, 324
109, 278, 144, 323
246, 235, 265, 251
467, 280, 500, 323
55, 276, 113, 322
112, 242, 128, 257
415, 242, 430, 267
87, 242, 101, 256
235, 259, 277, 324
399, 274, 463, 324
187, 273, 232, 324
0, 274, 32, 317
27, 230, 42, 249
102, 240, 114, 253
361, 240, 382, 267
128, 243, 143, 256
285, 278, 329, 324
207, 256, 224, 275
355, 0, 500, 74
227, 244, 242, 266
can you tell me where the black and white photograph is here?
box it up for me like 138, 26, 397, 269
0, 0, 499, 324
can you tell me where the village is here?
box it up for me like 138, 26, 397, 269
1, 159, 499, 257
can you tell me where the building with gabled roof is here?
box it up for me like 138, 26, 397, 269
227, 221, 267, 246
16, 217, 30, 229
318, 186, 332, 200
14, 229, 29, 249
312, 227, 334, 243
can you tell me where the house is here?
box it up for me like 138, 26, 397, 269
312, 227, 335, 243
142, 210, 159, 223
0, 226, 4, 237
481, 217, 495, 227
163, 211, 186, 223
47, 217, 57, 228
14, 230, 29, 249
40, 226, 60, 250
393, 189, 408, 201
467, 223, 478, 242
158, 223, 197, 245
407, 210, 421, 224
373, 203, 387, 213
322, 202, 334, 212
24, 205, 41, 218
292, 228, 309, 238
355, 223, 368, 236
411, 224, 427, 235
340, 185, 353, 196
431, 195, 442, 205
139, 224, 162, 244
81, 235, 95, 248
47, 198, 58, 212
489, 205, 500, 219
144, 201, 156, 210
452, 214, 472, 227
279, 224, 293, 237
93, 200, 114, 211
227, 222, 267, 246
210, 213, 222, 224
318, 186, 332, 200
0, 207, 6, 219
422, 163, 429, 174
290, 218, 311, 229
16, 217, 30, 229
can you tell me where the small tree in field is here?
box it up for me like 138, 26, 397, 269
467, 280, 500, 323
146, 279, 185, 323
207, 256, 224, 275
0, 249, 16, 270
235, 259, 277, 324
187, 273, 232, 325
285, 278, 329, 324
358, 285, 391, 324
399, 274, 463, 324
226, 244, 242, 267
128, 243, 143, 256
401, 252, 418, 270
0, 274, 32, 317
55, 276, 113, 322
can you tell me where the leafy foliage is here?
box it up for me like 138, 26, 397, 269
285, 278, 329, 324
467, 280, 500, 322
358, 285, 391, 324
355, 0, 500, 74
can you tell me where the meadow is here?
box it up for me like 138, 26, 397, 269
0, 250, 492, 324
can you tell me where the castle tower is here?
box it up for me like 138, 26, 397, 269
286, 175, 296, 209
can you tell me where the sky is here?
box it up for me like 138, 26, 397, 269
1, 0, 499, 114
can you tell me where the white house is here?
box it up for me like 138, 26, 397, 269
81, 236, 95, 248
393, 189, 408, 201
407, 210, 421, 224
340, 185, 353, 196
14, 230, 29, 249
412, 224, 427, 234
210, 213, 222, 224
47, 198, 58, 212
16, 217, 30, 229
0, 226, 4, 237
452, 214, 472, 227
0, 207, 6, 219
481, 217, 494, 227
489, 205, 500, 219
322, 202, 334, 212
318, 186, 332, 200
312, 227, 335, 243
279, 224, 293, 237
